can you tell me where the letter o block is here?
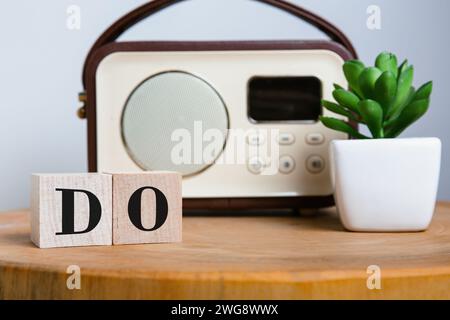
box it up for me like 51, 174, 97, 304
111, 172, 182, 245
31, 174, 112, 248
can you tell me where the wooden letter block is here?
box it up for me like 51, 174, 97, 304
112, 172, 182, 245
31, 173, 112, 248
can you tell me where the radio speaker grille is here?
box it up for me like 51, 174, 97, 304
121, 71, 229, 176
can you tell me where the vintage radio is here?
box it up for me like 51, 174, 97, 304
79, 0, 357, 210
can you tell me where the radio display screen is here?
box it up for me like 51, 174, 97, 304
248, 76, 322, 122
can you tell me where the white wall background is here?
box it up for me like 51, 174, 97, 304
0, 0, 449, 210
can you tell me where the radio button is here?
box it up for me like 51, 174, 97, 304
306, 155, 325, 174
247, 133, 265, 146
247, 157, 265, 174
277, 133, 295, 145
279, 155, 295, 174
306, 133, 325, 145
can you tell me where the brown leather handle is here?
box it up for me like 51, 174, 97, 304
82, 0, 357, 87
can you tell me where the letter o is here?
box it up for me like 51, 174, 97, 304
127, 187, 168, 231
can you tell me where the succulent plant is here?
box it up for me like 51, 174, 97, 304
320, 52, 433, 139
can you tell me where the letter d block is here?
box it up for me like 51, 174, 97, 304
112, 172, 182, 245
31, 174, 112, 248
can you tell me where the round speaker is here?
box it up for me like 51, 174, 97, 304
121, 71, 229, 176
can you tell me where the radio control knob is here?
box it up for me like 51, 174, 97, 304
306, 133, 325, 145
247, 157, 265, 174
277, 133, 295, 145
279, 155, 295, 174
306, 155, 325, 173
247, 133, 265, 146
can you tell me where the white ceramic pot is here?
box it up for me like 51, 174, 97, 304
330, 138, 441, 232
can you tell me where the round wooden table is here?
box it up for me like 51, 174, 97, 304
1, 203, 450, 299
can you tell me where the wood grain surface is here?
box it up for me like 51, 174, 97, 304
1, 203, 450, 299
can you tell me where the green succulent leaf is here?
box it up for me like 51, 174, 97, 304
319, 116, 369, 139
374, 71, 397, 116
359, 67, 383, 99
358, 100, 384, 138
404, 86, 416, 107
414, 81, 433, 100
333, 83, 345, 90
321, 100, 359, 122
397, 59, 408, 77
343, 60, 365, 97
387, 63, 414, 120
322, 52, 432, 140
375, 52, 398, 78
332, 89, 360, 113
385, 98, 430, 138
383, 87, 415, 127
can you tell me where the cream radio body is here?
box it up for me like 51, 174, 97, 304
80, 0, 357, 210
85, 41, 351, 209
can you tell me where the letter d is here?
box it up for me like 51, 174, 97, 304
55, 188, 102, 235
